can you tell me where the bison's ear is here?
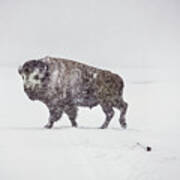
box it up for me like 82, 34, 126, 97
18, 65, 23, 74
44, 63, 49, 72
39, 62, 50, 81
42, 62, 49, 73
37, 61, 49, 74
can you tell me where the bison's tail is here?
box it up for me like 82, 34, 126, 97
118, 76, 124, 96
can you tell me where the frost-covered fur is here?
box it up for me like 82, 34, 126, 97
18, 56, 128, 129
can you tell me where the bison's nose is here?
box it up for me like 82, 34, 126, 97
18, 66, 23, 74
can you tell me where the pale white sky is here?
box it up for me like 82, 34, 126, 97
0, 0, 180, 68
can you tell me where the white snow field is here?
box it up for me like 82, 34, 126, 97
0, 67, 180, 180
1, 0, 180, 179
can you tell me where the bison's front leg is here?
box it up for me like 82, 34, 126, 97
45, 108, 63, 129
64, 105, 78, 127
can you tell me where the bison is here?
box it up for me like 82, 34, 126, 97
18, 56, 128, 129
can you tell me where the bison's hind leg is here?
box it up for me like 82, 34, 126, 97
115, 98, 128, 129
100, 104, 115, 129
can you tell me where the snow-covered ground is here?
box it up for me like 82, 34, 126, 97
0, 67, 180, 180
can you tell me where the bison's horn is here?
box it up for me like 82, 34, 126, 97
18, 65, 23, 74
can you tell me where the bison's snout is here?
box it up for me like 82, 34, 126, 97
24, 86, 36, 100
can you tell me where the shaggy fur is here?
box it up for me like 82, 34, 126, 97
18, 56, 128, 129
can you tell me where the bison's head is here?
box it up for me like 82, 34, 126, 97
18, 60, 49, 100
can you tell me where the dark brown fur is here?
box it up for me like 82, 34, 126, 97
18, 56, 128, 129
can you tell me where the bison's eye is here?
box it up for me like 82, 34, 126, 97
24, 68, 30, 74
34, 75, 39, 80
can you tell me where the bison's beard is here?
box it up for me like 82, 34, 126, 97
24, 85, 48, 101
24, 87, 39, 100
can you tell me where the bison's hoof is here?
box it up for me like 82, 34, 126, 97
72, 123, 78, 128
100, 124, 108, 129
44, 124, 53, 129
121, 122, 127, 129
